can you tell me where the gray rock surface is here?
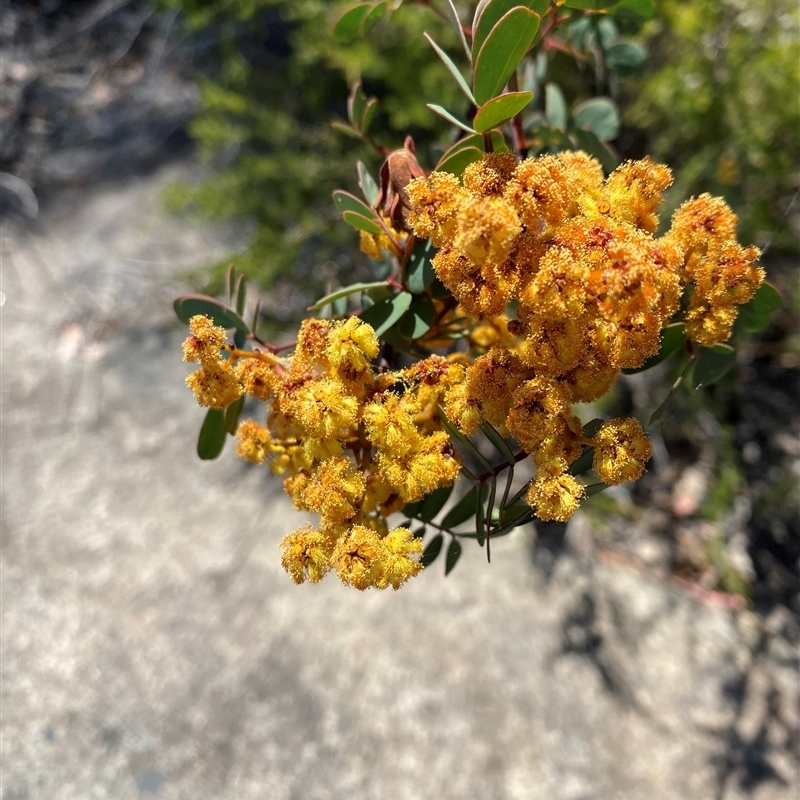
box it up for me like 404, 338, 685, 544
2, 164, 798, 799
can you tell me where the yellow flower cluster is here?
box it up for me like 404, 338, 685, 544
183, 314, 462, 589
404, 152, 763, 521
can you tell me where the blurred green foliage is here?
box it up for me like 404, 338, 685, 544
155, 0, 464, 313
623, 0, 800, 252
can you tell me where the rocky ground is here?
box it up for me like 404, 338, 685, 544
2, 162, 798, 800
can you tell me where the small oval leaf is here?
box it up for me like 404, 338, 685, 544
224, 394, 245, 435
333, 189, 377, 218
357, 161, 380, 206
605, 41, 647, 75
572, 97, 620, 141
399, 298, 438, 338
445, 538, 463, 575
419, 484, 456, 522
334, 4, 372, 43
691, 344, 736, 390
342, 210, 383, 235
422, 534, 444, 567
473, 91, 534, 133
441, 483, 488, 529
359, 292, 413, 336
406, 238, 436, 294
427, 104, 476, 134
174, 295, 250, 335
308, 281, 388, 311
545, 82, 567, 130
197, 408, 227, 460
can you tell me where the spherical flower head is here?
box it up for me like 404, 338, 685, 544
605, 157, 673, 233
517, 316, 586, 376
462, 152, 519, 196
506, 377, 573, 454
684, 299, 739, 347
183, 315, 227, 367
331, 524, 386, 590
283, 472, 310, 510
186, 363, 243, 409
236, 420, 273, 465
235, 358, 278, 401
326, 316, 379, 376
406, 171, 468, 247
279, 524, 337, 584
285, 376, 359, 441
592, 417, 652, 485
692, 241, 764, 307
518, 245, 587, 322
444, 382, 483, 436
453, 195, 522, 269
464, 347, 530, 429
380, 527, 424, 590
302, 456, 367, 525
293, 318, 331, 371
362, 394, 421, 458
526, 473, 585, 522
667, 194, 740, 266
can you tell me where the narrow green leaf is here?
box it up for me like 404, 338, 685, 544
348, 82, 366, 128
437, 407, 494, 472
359, 292, 413, 336
441, 483, 487, 529
473, 8, 540, 106
584, 483, 609, 497
545, 82, 567, 130
622, 322, 686, 374
342, 210, 383, 235
437, 146, 484, 177
361, 285, 392, 309
499, 503, 529, 525
235, 274, 246, 316
226, 263, 235, 305
331, 121, 364, 140
419, 484, 455, 522
444, 0, 472, 63
403, 499, 424, 518
445, 539, 463, 575
473, 91, 534, 133
691, 344, 736, 390
568, 447, 595, 476
479, 422, 516, 463
334, 4, 372, 43
224, 394, 245, 435
422, 534, 444, 567
357, 161, 380, 206
333, 189, 377, 218
436, 131, 507, 168
174, 295, 250, 335
605, 41, 647, 75
362, 98, 378, 132
425, 33, 476, 105
427, 104, 476, 134
406, 237, 436, 294
572, 97, 619, 141
475, 482, 487, 546
412, 526, 426, 539
399, 297, 438, 338
197, 408, 227, 460
308, 281, 388, 311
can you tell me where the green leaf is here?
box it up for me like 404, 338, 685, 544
361, 98, 378, 132
333, 189, 376, 218
357, 161, 380, 206
605, 41, 647, 75
437, 407, 494, 472
403, 499, 424, 518
479, 422, 516, 462
610, 0, 654, 19
412, 526, 426, 539
419, 484, 455, 522
582, 418, 605, 438
572, 128, 618, 173
444, 0, 472, 62
361, 1, 386, 35
622, 322, 686, 374
359, 292, 413, 336
563, 0, 620, 8
308, 281, 388, 311
436, 146, 484, 177
736, 282, 781, 334
174, 294, 250, 335
235, 274, 246, 316
427, 104, 476, 134
472, 1, 547, 62
430, 277, 453, 300
473, 91, 534, 133
585, 483, 609, 497
473, 8, 541, 106
334, 4, 372, 43
475, 481, 487, 546
424, 34, 476, 105
226, 263, 236, 305
568, 447, 595, 476
224, 394, 245, 435
361, 285, 392, 309
331, 121, 364, 140
441, 483, 488, 529
407, 238, 436, 293
499, 503, 530, 526
691, 344, 736, 390
399, 297, 438, 338
342, 210, 383, 235
348, 83, 366, 129
197, 408, 227, 460
422, 534, 444, 567
572, 97, 619, 141
445, 539, 463, 575
545, 82, 567, 130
